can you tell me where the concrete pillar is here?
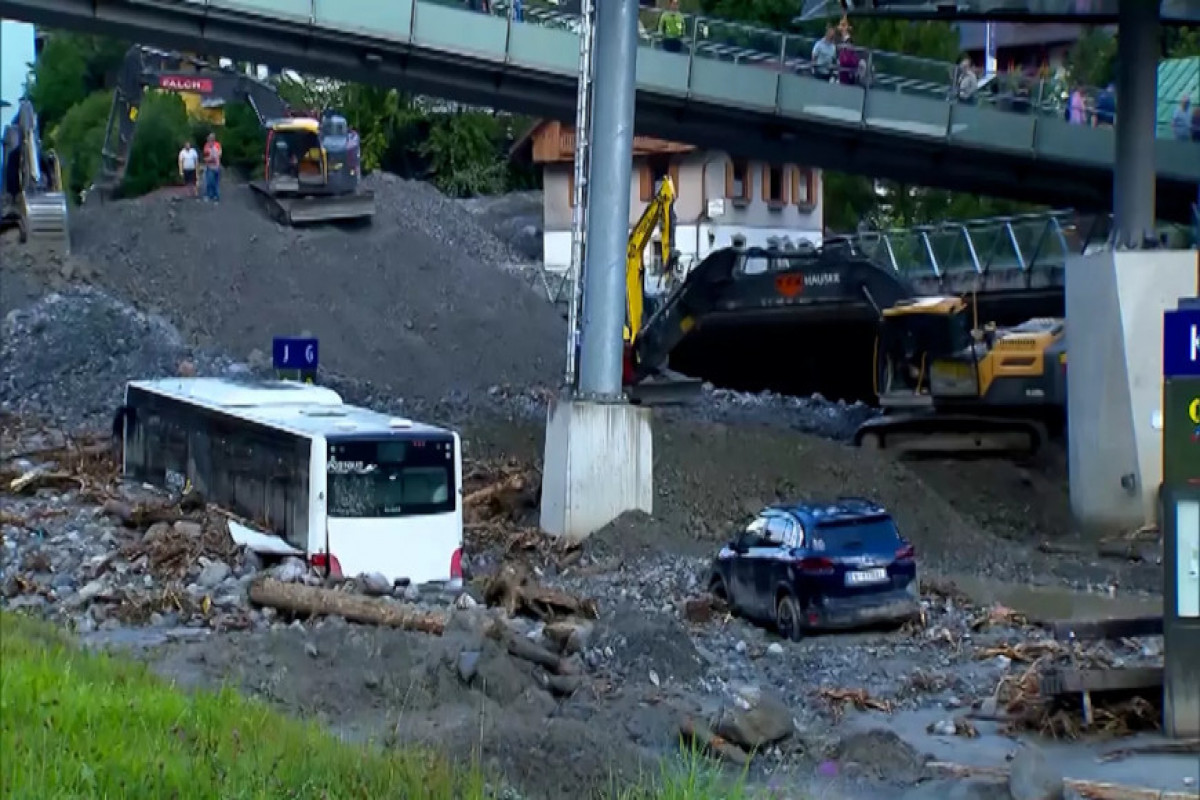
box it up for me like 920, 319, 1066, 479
539, 0, 653, 543
1065, 249, 1200, 533
576, 0, 639, 398
1112, 0, 1159, 248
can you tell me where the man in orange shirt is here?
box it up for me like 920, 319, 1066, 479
202, 132, 222, 202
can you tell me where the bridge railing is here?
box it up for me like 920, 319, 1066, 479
479, 0, 1194, 141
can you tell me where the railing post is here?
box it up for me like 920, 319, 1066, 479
685, 15, 699, 92
1004, 222, 1027, 271
960, 225, 982, 274
778, 32, 787, 71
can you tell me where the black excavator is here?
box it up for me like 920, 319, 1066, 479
1, 98, 69, 250
93, 46, 374, 224
623, 238, 916, 404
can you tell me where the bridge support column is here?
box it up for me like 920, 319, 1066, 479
540, 0, 653, 543
1112, 0, 1159, 247
1065, 250, 1199, 534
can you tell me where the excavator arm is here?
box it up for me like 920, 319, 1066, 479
95, 46, 291, 196
624, 175, 677, 344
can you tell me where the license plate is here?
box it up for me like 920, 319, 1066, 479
845, 568, 888, 586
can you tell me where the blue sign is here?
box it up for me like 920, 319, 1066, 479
273, 337, 319, 370
1164, 309, 1200, 378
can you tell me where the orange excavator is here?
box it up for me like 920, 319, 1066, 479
93, 46, 374, 225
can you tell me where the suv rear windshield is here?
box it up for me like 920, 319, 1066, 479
813, 516, 901, 554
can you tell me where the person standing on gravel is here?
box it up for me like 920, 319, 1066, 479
202, 133, 222, 202
178, 141, 199, 197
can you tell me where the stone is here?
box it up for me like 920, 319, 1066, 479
1008, 745, 1064, 800
458, 650, 481, 683
712, 686, 794, 751
272, 557, 308, 583
359, 572, 392, 596
902, 779, 1009, 800
143, 521, 171, 544
173, 520, 203, 538
196, 560, 231, 589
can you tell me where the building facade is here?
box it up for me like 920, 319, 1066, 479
521, 121, 824, 280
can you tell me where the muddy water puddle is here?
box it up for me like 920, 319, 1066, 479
944, 573, 1162, 622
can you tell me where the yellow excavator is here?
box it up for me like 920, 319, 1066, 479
620, 176, 704, 404
853, 294, 1067, 456
1, 98, 69, 251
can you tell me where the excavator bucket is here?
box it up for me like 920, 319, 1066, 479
627, 370, 705, 406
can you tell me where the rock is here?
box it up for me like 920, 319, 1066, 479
70, 578, 108, 607
143, 521, 171, 543
902, 780, 1009, 800
712, 686, 794, 751
272, 557, 308, 583
402, 584, 421, 603
1008, 746, 1064, 800
173, 520, 203, 538
458, 649, 481, 683
304, 641, 319, 659
196, 560, 231, 589
359, 572, 392, 596
766, 642, 785, 656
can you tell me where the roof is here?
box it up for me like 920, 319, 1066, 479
769, 498, 891, 522
129, 378, 453, 440
512, 119, 697, 164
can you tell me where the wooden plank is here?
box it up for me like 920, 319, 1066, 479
1040, 666, 1163, 697
1049, 616, 1164, 641
927, 762, 1199, 800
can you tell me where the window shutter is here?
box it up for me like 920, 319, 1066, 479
725, 161, 734, 198
761, 164, 771, 202
567, 170, 575, 207
668, 162, 680, 193
639, 164, 652, 202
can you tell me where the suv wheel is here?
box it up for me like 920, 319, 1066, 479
776, 592, 804, 642
708, 574, 729, 603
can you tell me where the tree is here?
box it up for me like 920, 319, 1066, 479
123, 92, 191, 197
29, 36, 89, 130
51, 91, 112, 199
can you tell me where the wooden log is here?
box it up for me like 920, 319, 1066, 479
248, 578, 446, 635
926, 761, 1199, 800
679, 717, 749, 766
506, 634, 579, 675
463, 474, 525, 507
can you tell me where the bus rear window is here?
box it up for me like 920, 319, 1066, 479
327, 437, 455, 518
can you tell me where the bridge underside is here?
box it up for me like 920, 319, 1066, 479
6, 0, 1198, 222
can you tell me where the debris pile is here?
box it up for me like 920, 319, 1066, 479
65, 178, 566, 402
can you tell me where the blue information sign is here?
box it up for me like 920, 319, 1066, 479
1164, 308, 1200, 378
272, 337, 319, 371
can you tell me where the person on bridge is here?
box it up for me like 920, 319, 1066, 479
178, 140, 199, 197
657, 0, 686, 54
811, 25, 838, 81
1173, 95, 1193, 141
202, 133, 222, 203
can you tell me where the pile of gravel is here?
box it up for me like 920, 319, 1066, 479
0, 288, 244, 426
68, 175, 566, 403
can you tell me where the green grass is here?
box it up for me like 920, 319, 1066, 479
0, 612, 764, 800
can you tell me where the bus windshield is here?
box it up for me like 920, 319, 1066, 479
326, 436, 455, 518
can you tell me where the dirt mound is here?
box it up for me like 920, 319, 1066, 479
66, 176, 566, 401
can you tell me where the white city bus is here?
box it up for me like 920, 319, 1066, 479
113, 377, 463, 587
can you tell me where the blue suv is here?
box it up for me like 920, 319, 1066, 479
707, 499, 920, 640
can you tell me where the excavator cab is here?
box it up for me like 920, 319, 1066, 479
874, 297, 976, 404
264, 118, 328, 194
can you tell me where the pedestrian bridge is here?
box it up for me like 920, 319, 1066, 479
7, 0, 1200, 220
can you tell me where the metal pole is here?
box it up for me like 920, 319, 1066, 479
1112, 0, 1159, 248
564, 0, 595, 389
577, 0, 639, 398
983, 22, 997, 77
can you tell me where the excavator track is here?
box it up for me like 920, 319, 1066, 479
250, 181, 375, 225
853, 413, 1046, 457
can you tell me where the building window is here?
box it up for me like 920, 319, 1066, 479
725, 159, 751, 203
791, 168, 816, 210
763, 164, 787, 205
